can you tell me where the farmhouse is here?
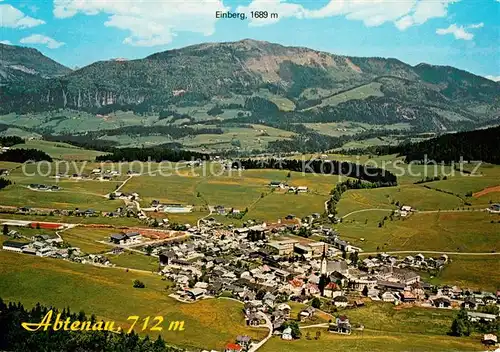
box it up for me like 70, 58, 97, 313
2, 241, 26, 252
329, 315, 352, 335
297, 186, 308, 193
488, 204, 500, 213
467, 311, 497, 322
482, 334, 498, 346
185, 287, 206, 300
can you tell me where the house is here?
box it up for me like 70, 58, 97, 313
236, 335, 251, 349
225, 343, 242, 352
488, 204, 500, 213
329, 315, 352, 335
246, 312, 262, 326
269, 181, 283, 188
2, 241, 26, 252
124, 232, 141, 243
432, 297, 451, 308
109, 234, 128, 245
299, 306, 315, 322
276, 303, 291, 318
401, 291, 417, 303
297, 186, 308, 193
467, 311, 497, 322
185, 288, 205, 300
281, 327, 293, 340
461, 297, 477, 310
482, 334, 498, 346
333, 295, 349, 308
381, 291, 398, 303
159, 251, 177, 266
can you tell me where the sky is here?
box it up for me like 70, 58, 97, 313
1, 0, 499, 80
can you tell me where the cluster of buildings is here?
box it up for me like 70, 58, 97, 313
28, 184, 61, 191
269, 181, 308, 193
3, 233, 70, 258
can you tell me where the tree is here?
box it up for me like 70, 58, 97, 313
311, 297, 322, 309
315, 331, 321, 340
282, 321, 301, 339
144, 245, 153, 256
362, 285, 369, 297
349, 251, 359, 266
133, 280, 145, 288
318, 274, 330, 296
2, 224, 8, 236
450, 309, 471, 337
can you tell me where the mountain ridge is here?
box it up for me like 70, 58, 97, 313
0, 39, 498, 133
0, 43, 71, 84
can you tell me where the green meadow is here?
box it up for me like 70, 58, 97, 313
0, 251, 267, 351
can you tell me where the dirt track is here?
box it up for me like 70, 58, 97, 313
473, 185, 500, 198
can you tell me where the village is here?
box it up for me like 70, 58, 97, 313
2, 204, 499, 352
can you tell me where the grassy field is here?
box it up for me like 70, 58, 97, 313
108, 251, 160, 272
420, 255, 500, 292
0, 213, 143, 227
337, 211, 500, 253
261, 302, 482, 352
261, 329, 481, 352
122, 167, 343, 223
0, 185, 122, 211
60, 227, 116, 253
0, 251, 267, 350
12, 140, 105, 161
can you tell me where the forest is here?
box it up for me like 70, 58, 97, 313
96, 147, 207, 163
233, 158, 398, 185
0, 148, 53, 163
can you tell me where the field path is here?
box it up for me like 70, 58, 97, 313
197, 206, 213, 227
341, 208, 394, 219
473, 185, 500, 198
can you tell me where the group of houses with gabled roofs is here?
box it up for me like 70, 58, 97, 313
268, 181, 309, 193
28, 184, 61, 191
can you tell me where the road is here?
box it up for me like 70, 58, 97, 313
248, 312, 273, 352
197, 206, 213, 227
341, 207, 488, 220
341, 208, 394, 219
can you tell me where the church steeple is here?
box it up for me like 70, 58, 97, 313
320, 245, 327, 275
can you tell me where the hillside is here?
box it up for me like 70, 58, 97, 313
0, 39, 498, 133
0, 43, 71, 84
